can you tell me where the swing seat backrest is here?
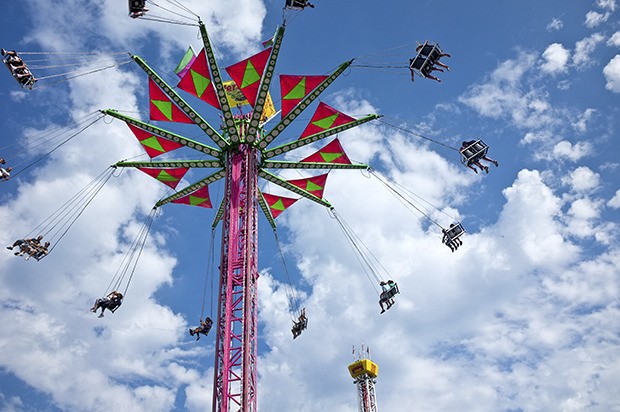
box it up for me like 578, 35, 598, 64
410, 55, 426, 70
445, 223, 465, 241
460, 140, 489, 163
380, 283, 399, 301
285, 0, 306, 10
128, 0, 145, 13
108, 299, 122, 313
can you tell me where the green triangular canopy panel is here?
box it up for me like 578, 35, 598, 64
126, 123, 183, 158
177, 48, 220, 109
299, 102, 356, 139
137, 166, 189, 189
225, 48, 272, 107
171, 185, 213, 208
280, 75, 328, 118
262, 192, 298, 219
149, 78, 194, 123
300, 138, 352, 164
287, 173, 328, 199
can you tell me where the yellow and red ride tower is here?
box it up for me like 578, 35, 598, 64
348, 345, 379, 412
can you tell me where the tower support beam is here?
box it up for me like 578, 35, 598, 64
213, 144, 259, 412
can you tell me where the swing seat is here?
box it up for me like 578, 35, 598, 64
291, 320, 307, 339
460, 140, 489, 164
444, 222, 465, 243
411, 42, 443, 78
107, 298, 122, 313
4, 60, 35, 89
128, 0, 147, 13
380, 282, 399, 301
291, 312, 308, 339
285, 0, 309, 10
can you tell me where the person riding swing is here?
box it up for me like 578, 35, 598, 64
189, 317, 213, 340
291, 308, 308, 339
90, 291, 124, 318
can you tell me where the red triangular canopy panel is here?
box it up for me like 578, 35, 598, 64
262, 192, 298, 219
126, 123, 183, 158
299, 102, 356, 139
279, 75, 328, 118
287, 173, 328, 199
300, 138, 352, 164
225, 48, 272, 107
149, 78, 194, 124
136, 166, 189, 189
177, 48, 220, 109
171, 185, 213, 208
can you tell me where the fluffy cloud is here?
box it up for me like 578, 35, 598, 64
585, 11, 611, 28
563, 166, 601, 193
608, 189, 620, 208
608, 31, 620, 47
549, 140, 591, 161
541, 43, 570, 74
603, 55, 620, 92
597, 0, 617, 11
458, 53, 561, 129
573, 33, 606, 67
570, 108, 596, 133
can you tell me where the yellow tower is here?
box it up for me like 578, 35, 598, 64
348, 345, 379, 412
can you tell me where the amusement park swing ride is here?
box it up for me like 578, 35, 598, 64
1, 1, 502, 411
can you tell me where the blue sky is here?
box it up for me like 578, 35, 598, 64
1, 0, 619, 411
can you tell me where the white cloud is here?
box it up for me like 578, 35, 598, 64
551, 140, 592, 161
563, 166, 601, 193
546, 18, 563, 31
571, 108, 596, 133
573, 33, 606, 67
541, 43, 570, 74
521, 130, 553, 145
608, 31, 620, 47
603, 55, 620, 92
585, 10, 611, 27
459, 53, 562, 129
608, 189, 620, 208
565, 197, 603, 238
597, 0, 617, 11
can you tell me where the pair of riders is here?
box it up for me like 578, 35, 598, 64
379, 280, 398, 313
460, 140, 498, 174
410, 42, 451, 82
7, 235, 50, 260
442, 223, 464, 252
128, 0, 149, 18
291, 308, 308, 339
2, 49, 36, 89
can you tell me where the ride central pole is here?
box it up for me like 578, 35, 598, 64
213, 140, 259, 412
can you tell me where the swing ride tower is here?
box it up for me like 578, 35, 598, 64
214, 138, 260, 411
348, 345, 380, 412
101, 18, 379, 411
